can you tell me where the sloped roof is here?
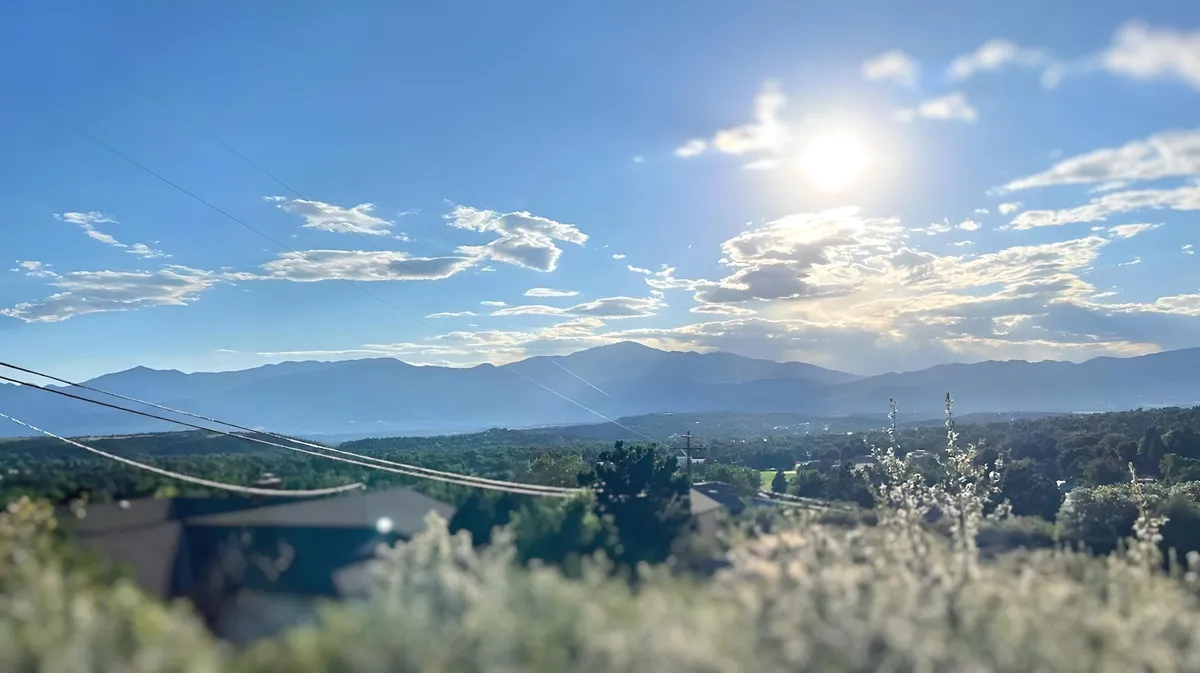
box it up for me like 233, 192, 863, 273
692, 481, 747, 515
188, 487, 453, 537
57, 486, 454, 601
690, 488, 724, 516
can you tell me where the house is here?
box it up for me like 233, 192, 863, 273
688, 481, 753, 536
689, 488, 724, 537
56, 485, 454, 646
691, 481, 746, 516
676, 448, 705, 469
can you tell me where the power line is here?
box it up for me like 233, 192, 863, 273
71, 83, 658, 444
18, 86, 672, 446
32, 101, 658, 444
0, 360, 581, 494
0, 374, 580, 497
26, 102, 437, 332
0, 410, 365, 498
549, 360, 611, 398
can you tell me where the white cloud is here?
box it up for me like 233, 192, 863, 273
611, 253, 627, 260
1003, 130, 1200, 191
426, 311, 478, 318
693, 207, 904, 305
632, 155, 645, 164
266, 197, 396, 236
1091, 180, 1133, 193
1009, 183, 1200, 229
12, 261, 58, 278
711, 82, 788, 155
1108, 223, 1161, 238
480, 300, 507, 307
259, 250, 477, 282
492, 295, 663, 320
446, 206, 588, 272
1, 266, 224, 323
674, 138, 708, 158
861, 50, 918, 86
894, 92, 978, 123
957, 219, 981, 232
690, 304, 757, 316
524, 288, 580, 298
627, 265, 653, 275
672, 82, 789, 166
974, 208, 990, 215
951, 240, 975, 247
127, 243, 167, 259
998, 202, 1022, 215
1102, 22, 1200, 88
1118, 257, 1142, 267
948, 39, 1049, 81
55, 212, 167, 258
1183, 244, 1195, 255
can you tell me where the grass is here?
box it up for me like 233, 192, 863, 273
759, 469, 795, 489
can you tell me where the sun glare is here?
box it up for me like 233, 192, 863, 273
798, 132, 870, 194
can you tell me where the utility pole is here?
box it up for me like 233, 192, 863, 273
681, 430, 705, 481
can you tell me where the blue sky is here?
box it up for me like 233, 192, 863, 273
1, 1, 1198, 381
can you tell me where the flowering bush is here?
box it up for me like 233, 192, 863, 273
0, 498, 227, 673
6, 395, 1200, 672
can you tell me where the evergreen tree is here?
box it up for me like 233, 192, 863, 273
771, 470, 789, 493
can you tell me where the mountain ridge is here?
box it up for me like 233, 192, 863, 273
1, 343, 1197, 440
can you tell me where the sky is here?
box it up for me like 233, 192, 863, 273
0, 1, 1198, 382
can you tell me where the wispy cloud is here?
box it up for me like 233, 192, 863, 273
673, 82, 789, 167
491, 295, 664, 320
259, 250, 478, 282
1108, 223, 1161, 239
1102, 22, 1200, 89
894, 92, 978, 123
1008, 184, 1200, 229
861, 50, 918, 86
1, 266, 225, 323
266, 197, 397, 236
11, 261, 58, 278
55, 212, 167, 258
1002, 129, 1200, 192
446, 206, 588, 272
948, 39, 1049, 81
674, 139, 707, 158
524, 288, 580, 298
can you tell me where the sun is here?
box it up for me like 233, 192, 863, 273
798, 132, 870, 194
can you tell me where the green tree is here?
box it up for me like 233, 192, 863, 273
1164, 429, 1200, 461
789, 469, 825, 498
999, 459, 1063, 520
770, 470, 788, 493
448, 492, 524, 545
587, 441, 691, 567
1138, 426, 1168, 475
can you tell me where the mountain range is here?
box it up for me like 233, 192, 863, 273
1, 342, 1198, 440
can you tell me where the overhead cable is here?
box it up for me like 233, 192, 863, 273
0, 361, 581, 494
0, 375, 579, 498
29, 102, 661, 446
0, 410, 365, 498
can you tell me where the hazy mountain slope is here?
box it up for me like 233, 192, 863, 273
823, 348, 1200, 415
1, 344, 1197, 439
